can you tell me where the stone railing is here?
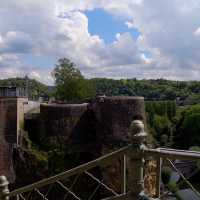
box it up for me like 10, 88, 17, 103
1, 120, 200, 200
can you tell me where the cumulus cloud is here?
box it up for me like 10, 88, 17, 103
194, 27, 200, 36
125, 21, 134, 29
0, 31, 34, 54
0, 0, 200, 84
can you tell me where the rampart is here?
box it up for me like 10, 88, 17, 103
1, 96, 146, 187
0, 97, 28, 182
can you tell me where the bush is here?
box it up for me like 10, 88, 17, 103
161, 166, 172, 185
168, 181, 179, 193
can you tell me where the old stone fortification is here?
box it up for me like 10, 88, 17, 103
24, 97, 147, 193
1, 96, 152, 193
0, 97, 28, 182
34, 97, 146, 157
39, 97, 145, 141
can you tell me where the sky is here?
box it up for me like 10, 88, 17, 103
0, 0, 200, 85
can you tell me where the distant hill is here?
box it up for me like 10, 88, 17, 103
0, 77, 55, 99
1, 77, 200, 103
91, 78, 200, 103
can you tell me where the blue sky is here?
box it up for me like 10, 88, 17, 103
0, 0, 200, 84
85, 9, 140, 43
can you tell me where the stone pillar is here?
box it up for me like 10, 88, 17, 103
0, 176, 9, 200
128, 120, 147, 199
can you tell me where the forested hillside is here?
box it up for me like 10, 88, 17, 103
91, 78, 200, 102
1, 77, 200, 103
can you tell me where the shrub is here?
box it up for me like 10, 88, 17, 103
161, 166, 172, 185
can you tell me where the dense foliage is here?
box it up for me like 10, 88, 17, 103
145, 101, 200, 150
1, 74, 200, 104
145, 101, 176, 147
174, 104, 200, 149
91, 78, 200, 102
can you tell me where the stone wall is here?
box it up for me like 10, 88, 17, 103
40, 103, 88, 140
37, 97, 146, 154
93, 96, 146, 144
15, 96, 157, 196
0, 97, 27, 182
92, 97, 146, 193
35, 97, 146, 194
1, 96, 148, 189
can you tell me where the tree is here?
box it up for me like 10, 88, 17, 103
52, 58, 95, 102
152, 114, 171, 146
174, 104, 200, 149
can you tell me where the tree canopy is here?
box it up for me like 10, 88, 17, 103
52, 58, 95, 102
174, 104, 200, 149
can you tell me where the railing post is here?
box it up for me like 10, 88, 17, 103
0, 176, 9, 200
121, 154, 127, 194
128, 120, 148, 199
155, 158, 162, 198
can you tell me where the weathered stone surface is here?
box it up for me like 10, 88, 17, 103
0, 98, 17, 182
12, 147, 48, 188
144, 160, 157, 197
92, 97, 146, 194
93, 96, 146, 145
0, 98, 17, 144
0, 97, 27, 183
1, 96, 152, 194
40, 103, 88, 139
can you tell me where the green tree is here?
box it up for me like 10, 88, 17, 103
52, 58, 95, 102
174, 104, 200, 149
152, 114, 171, 146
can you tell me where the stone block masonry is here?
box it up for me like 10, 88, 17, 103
0, 97, 28, 182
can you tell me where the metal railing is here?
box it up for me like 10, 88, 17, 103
0, 145, 131, 200
1, 120, 200, 200
144, 147, 200, 199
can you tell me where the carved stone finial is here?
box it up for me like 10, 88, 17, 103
0, 176, 9, 200
129, 120, 147, 144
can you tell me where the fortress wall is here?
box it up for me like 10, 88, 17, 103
17, 98, 28, 139
0, 98, 17, 182
38, 97, 146, 193
21, 97, 147, 193
40, 103, 89, 143
39, 97, 146, 145
0, 97, 28, 182
92, 96, 146, 193
93, 96, 146, 144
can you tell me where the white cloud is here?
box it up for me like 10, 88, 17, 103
0, 0, 200, 84
0, 31, 34, 54
125, 21, 134, 29
194, 27, 200, 36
